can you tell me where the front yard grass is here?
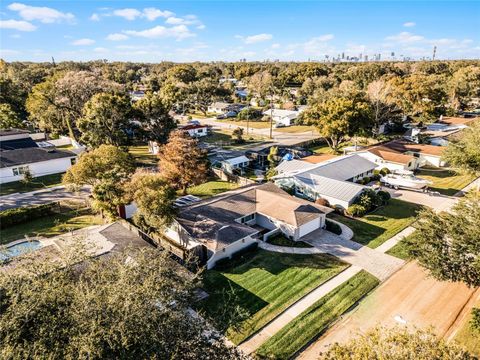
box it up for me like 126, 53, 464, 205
267, 234, 312, 248
329, 199, 422, 249
385, 232, 417, 260
454, 304, 480, 357
187, 180, 239, 198
0, 173, 64, 196
256, 271, 379, 360
1, 207, 103, 245
417, 168, 475, 196
200, 250, 348, 345
128, 145, 157, 167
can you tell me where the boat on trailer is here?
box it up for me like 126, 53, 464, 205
380, 170, 432, 191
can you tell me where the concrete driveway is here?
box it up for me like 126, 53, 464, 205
0, 186, 90, 210
296, 262, 479, 359
301, 229, 405, 282
384, 187, 455, 212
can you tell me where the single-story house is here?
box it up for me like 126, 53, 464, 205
128, 90, 145, 101
355, 145, 419, 172
209, 149, 250, 175
162, 183, 332, 269
181, 124, 208, 137
262, 109, 300, 127
381, 140, 446, 168
274, 154, 376, 208
0, 147, 77, 184
208, 102, 232, 114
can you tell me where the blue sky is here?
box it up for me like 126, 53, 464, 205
1, 1, 479, 62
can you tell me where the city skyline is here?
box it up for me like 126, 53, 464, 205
1, 1, 479, 62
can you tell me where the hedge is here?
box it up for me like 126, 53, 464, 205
0, 203, 58, 229
325, 219, 342, 235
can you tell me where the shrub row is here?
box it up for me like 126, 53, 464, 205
325, 219, 342, 235
347, 189, 391, 218
0, 203, 58, 229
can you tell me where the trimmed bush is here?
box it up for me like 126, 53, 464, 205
0, 203, 58, 229
315, 197, 330, 207
347, 204, 367, 217
380, 167, 391, 176
377, 190, 391, 204
325, 219, 342, 235
362, 176, 371, 184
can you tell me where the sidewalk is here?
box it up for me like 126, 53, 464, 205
238, 265, 362, 354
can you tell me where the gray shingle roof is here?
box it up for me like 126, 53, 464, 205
0, 148, 76, 168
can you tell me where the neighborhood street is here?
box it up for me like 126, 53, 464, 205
296, 262, 480, 360
0, 186, 91, 211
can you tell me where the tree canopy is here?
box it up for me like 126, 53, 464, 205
0, 245, 244, 360
322, 327, 474, 360
442, 122, 480, 177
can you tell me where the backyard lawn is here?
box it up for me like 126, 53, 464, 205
1, 207, 103, 245
128, 145, 158, 167
256, 271, 379, 360
0, 173, 64, 196
329, 199, 422, 249
187, 180, 239, 198
200, 250, 348, 345
417, 168, 475, 196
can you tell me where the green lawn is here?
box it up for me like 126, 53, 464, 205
329, 199, 422, 248
187, 180, 239, 198
0, 173, 64, 196
417, 168, 475, 196
275, 125, 315, 133
454, 305, 480, 357
217, 119, 271, 129
309, 143, 334, 154
385, 232, 417, 260
200, 250, 348, 345
267, 234, 313, 248
128, 145, 157, 167
1, 208, 103, 245
256, 271, 379, 360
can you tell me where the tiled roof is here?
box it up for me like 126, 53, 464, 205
366, 146, 415, 165
0, 147, 76, 168
438, 117, 476, 126
302, 154, 338, 164
383, 140, 444, 157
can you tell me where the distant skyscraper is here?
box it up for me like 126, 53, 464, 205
364, 55, 368, 62
341, 52, 345, 59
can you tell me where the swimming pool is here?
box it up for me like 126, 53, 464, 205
0, 240, 43, 262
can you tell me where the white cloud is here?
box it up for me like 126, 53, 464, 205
93, 47, 108, 53
124, 25, 195, 40
197, 24, 206, 30
271, 43, 280, 49
313, 34, 335, 42
302, 35, 336, 56
0, 19, 36, 31
385, 32, 424, 43
165, 14, 204, 28
72, 38, 95, 46
1, 49, 21, 56
165, 16, 185, 25
10, 33, 21, 38
143, 8, 173, 21
106, 33, 129, 41
403, 22, 416, 27
90, 13, 100, 21
7, 3, 74, 23
113, 8, 142, 20
237, 33, 273, 44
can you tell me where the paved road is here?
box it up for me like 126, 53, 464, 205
194, 116, 320, 148
296, 262, 479, 360
0, 186, 90, 210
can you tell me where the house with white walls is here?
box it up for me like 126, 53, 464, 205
161, 183, 331, 269
0, 129, 77, 184
274, 154, 376, 209
262, 109, 300, 127
355, 145, 419, 172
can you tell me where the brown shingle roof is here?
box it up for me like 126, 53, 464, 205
366, 146, 415, 165
438, 117, 477, 126
383, 140, 444, 157
302, 154, 338, 164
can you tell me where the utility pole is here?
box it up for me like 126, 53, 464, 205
269, 88, 274, 140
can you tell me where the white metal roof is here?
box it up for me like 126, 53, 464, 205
276, 159, 316, 174
297, 174, 365, 202
225, 155, 250, 166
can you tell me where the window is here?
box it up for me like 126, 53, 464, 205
12, 166, 29, 176
240, 213, 255, 223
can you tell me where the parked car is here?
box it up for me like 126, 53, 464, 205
216, 111, 237, 119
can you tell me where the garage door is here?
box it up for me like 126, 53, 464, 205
299, 218, 320, 238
